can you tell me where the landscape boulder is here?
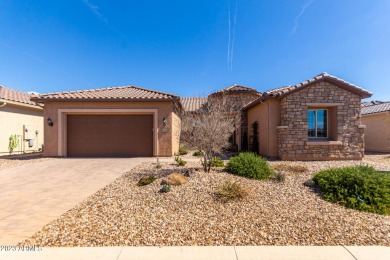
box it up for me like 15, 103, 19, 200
161, 173, 188, 186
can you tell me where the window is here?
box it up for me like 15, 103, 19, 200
308, 109, 328, 138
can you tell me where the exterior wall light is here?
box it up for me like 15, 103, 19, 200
47, 117, 54, 126
163, 117, 167, 126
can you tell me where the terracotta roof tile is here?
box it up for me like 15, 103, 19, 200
264, 72, 372, 97
31, 85, 180, 102
0, 86, 38, 106
243, 73, 373, 111
211, 84, 260, 95
361, 101, 390, 115
180, 97, 207, 112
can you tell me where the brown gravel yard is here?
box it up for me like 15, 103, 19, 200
21, 154, 390, 246
0, 156, 53, 170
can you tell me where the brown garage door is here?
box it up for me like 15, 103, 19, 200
67, 114, 153, 157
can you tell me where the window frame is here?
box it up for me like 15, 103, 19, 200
308, 108, 329, 139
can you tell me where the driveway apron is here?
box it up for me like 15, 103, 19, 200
0, 158, 150, 245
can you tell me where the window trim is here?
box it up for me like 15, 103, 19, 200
308, 108, 329, 139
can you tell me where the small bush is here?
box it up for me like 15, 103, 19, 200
215, 180, 247, 202
193, 150, 203, 157
313, 165, 390, 215
179, 145, 189, 155
210, 157, 224, 167
273, 164, 309, 173
227, 152, 273, 180
175, 156, 187, 167
160, 184, 171, 193
137, 176, 156, 186
274, 171, 286, 182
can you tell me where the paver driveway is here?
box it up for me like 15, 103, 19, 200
0, 158, 151, 245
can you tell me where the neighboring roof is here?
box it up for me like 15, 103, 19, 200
243, 73, 373, 111
0, 85, 39, 106
361, 100, 385, 107
361, 101, 390, 115
180, 97, 207, 112
31, 85, 180, 102
210, 84, 260, 95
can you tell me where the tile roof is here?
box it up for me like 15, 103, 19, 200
31, 85, 180, 102
361, 101, 390, 115
243, 73, 373, 111
0, 86, 39, 106
210, 84, 260, 95
361, 100, 385, 107
264, 72, 372, 97
180, 97, 208, 112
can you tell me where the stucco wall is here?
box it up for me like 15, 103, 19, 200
42, 101, 178, 157
171, 103, 181, 155
0, 104, 44, 156
247, 99, 280, 157
362, 112, 390, 152
278, 81, 364, 160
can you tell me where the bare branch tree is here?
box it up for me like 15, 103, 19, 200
180, 95, 241, 172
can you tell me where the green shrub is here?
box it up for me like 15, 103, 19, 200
174, 156, 187, 167
193, 150, 203, 157
210, 157, 224, 167
179, 145, 189, 155
137, 176, 156, 186
160, 184, 171, 193
227, 152, 273, 180
274, 170, 286, 182
215, 180, 247, 202
313, 165, 390, 215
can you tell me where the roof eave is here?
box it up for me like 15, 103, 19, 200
30, 97, 181, 103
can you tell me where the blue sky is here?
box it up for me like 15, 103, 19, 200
0, 0, 389, 100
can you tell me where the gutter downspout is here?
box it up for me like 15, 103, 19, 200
0, 102, 6, 108
268, 101, 270, 156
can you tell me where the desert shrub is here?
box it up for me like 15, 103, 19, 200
179, 145, 189, 155
274, 171, 286, 182
313, 165, 390, 215
215, 180, 247, 202
174, 156, 187, 166
137, 176, 156, 186
210, 157, 224, 167
193, 150, 203, 157
160, 184, 171, 193
273, 164, 309, 173
227, 152, 273, 180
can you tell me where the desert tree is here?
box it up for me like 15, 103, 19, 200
180, 95, 241, 172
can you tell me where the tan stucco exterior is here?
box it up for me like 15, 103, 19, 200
0, 102, 44, 156
362, 112, 390, 152
42, 101, 180, 157
247, 99, 280, 157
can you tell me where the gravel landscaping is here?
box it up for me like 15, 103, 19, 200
20, 154, 390, 246
0, 156, 53, 170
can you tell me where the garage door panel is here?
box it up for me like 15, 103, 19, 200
67, 115, 153, 157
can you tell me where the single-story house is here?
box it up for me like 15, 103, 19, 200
361, 101, 390, 152
242, 73, 372, 160
0, 86, 44, 155
31, 86, 181, 157
181, 84, 261, 151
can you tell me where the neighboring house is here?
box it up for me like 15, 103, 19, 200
242, 73, 372, 160
361, 101, 390, 152
31, 86, 181, 157
0, 86, 44, 156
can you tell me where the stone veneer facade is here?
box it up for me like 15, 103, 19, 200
277, 81, 365, 160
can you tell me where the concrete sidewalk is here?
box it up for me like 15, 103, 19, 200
0, 246, 389, 260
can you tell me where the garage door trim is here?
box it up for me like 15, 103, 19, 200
57, 109, 158, 157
